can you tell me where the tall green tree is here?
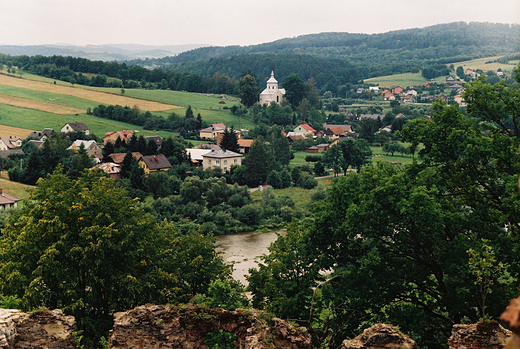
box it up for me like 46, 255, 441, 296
220, 126, 240, 153
0, 168, 230, 344
243, 136, 276, 187
283, 74, 306, 107
239, 74, 258, 108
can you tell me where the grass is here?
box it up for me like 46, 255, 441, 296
0, 102, 180, 139
0, 175, 34, 200
364, 73, 429, 88
0, 83, 104, 111
252, 186, 314, 212
0, 71, 256, 137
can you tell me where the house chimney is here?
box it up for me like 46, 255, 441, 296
0, 189, 3, 195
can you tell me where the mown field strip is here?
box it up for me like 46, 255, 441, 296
0, 93, 83, 115
0, 74, 179, 112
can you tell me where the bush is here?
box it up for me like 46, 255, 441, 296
298, 172, 318, 189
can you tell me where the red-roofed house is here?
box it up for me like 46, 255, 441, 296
325, 126, 346, 139
103, 130, 134, 145
294, 124, 316, 135
392, 86, 404, 95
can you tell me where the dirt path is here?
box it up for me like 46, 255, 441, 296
0, 74, 179, 112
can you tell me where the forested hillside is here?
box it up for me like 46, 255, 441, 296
137, 22, 520, 88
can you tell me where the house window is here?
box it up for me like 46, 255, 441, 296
234, 159, 237, 163
224, 160, 227, 164
209, 159, 211, 164
216, 160, 220, 165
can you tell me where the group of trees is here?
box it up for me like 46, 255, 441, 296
89, 104, 205, 134
0, 169, 232, 346
247, 71, 520, 348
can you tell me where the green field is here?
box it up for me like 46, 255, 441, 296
364, 73, 430, 87
364, 55, 519, 88
0, 72, 256, 138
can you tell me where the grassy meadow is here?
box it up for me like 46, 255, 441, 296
0, 71, 256, 139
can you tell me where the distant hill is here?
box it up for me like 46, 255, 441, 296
0, 43, 210, 61
132, 22, 520, 89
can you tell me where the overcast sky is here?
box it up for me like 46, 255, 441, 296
2, 0, 519, 47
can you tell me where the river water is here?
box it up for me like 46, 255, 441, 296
215, 230, 286, 286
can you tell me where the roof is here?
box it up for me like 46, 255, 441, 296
211, 123, 226, 131
68, 140, 98, 150
359, 114, 384, 120
186, 149, 213, 161
140, 154, 172, 170
0, 190, 21, 205
0, 149, 24, 159
238, 139, 254, 148
202, 149, 243, 159
63, 122, 89, 131
104, 130, 134, 141
267, 71, 278, 84
286, 132, 306, 138
0, 137, 22, 149
28, 128, 55, 140
144, 136, 162, 146
94, 162, 121, 174
194, 144, 221, 150
298, 124, 317, 133
326, 126, 346, 136
108, 152, 143, 164
29, 140, 45, 148
324, 124, 352, 133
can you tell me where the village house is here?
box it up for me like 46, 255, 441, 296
61, 122, 89, 135
237, 138, 254, 154
0, 137, 22, 151
28, 128, 54, 141
139, 154, 172, 174
202, 149, 243, 172
305, 146, 319, 153
108, 152, 143, 164
323, 124, 352, 133
324, 126, 346, 139
104, 130, 134, 144
383, 91, 395, 101
454, 95, 466, 107
0, 149, 24, 159
67, 140, 102, 159
392, 86, 404, 95
93, 162, 121, 180
294, 124, 316, 136
199, 123, 226, 140
186, 148, 213, 167
259, 71, 286, 106
0, 189, 21, 210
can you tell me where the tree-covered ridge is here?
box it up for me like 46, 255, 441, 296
145, 22, 519, 80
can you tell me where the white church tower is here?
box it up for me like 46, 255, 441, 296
259, 71, 286, 105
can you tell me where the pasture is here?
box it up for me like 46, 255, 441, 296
0, 73, 178, 112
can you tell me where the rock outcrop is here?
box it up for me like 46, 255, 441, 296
109, 303, 311, 349
339, 323, 416, 349
0, 308, 77, 349
448, 322, 511, 349
500, 297, 520, 349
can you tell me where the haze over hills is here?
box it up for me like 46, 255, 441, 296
0, 43, 210, 61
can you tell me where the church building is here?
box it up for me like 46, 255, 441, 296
259, 71, 286, 105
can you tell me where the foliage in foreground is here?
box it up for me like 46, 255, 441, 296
0, 168, 230, 346
248, 69, 520, 348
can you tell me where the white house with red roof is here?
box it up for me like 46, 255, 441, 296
294, 124, 316, 135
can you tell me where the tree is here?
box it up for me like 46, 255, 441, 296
239, 74, 258, 108
185, 105, 194, 119
243, 136, 276, 187
220, 126, 240, 153
66, 144, 94, 180
0, 168, 230, 345
283, 74, 306, 107
248, 221, 321, 321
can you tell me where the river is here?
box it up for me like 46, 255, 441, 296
215, 230, 286, 286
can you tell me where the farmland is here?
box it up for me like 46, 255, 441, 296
0, 71, 251, 138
